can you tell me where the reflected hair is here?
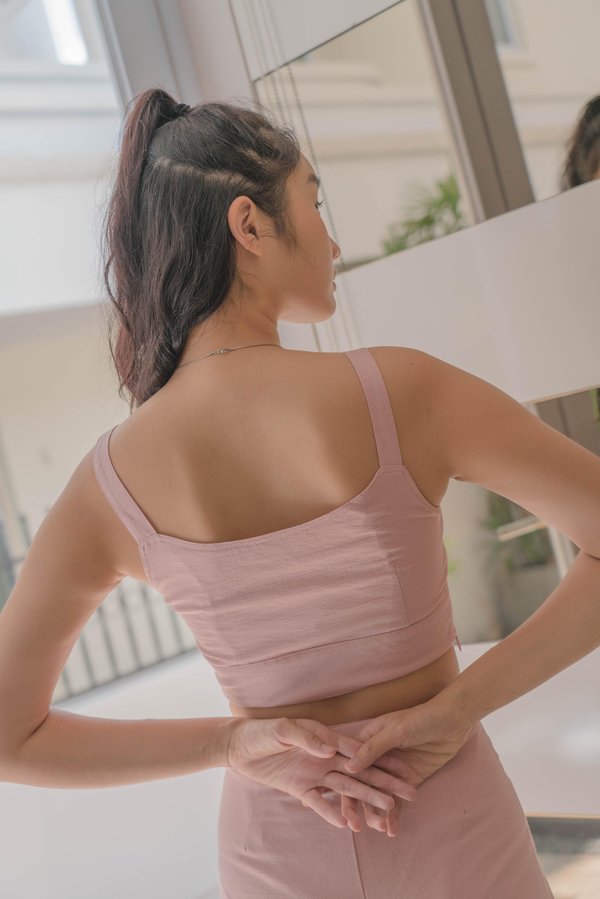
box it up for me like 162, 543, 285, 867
560, 94, 600, 191
99, 87, 301, 411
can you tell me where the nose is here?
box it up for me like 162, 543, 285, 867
331, 238, 341, 263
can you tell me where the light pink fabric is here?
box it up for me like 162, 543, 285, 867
93, 347, 553, 897
93, 347, 461, 708
219, 717, 554, 898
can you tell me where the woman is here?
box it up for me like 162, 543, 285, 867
560, 93, 600, 189
3, 87, 600, 897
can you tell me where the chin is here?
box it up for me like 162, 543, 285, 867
315, 305, 337, 324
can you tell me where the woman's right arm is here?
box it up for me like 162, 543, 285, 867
0, 447, 415, 830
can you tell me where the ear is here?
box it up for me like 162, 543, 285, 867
227, 195, 263, 257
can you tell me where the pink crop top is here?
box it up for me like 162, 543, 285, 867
93, 347, 461, 708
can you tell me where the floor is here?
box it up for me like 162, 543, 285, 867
530, 816, 600, 898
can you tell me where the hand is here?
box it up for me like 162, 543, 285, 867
338, 697, 475, 836
226, 715, 418, 831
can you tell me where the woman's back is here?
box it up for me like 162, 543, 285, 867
93, 345, 462, 723
103, 346, 446, 561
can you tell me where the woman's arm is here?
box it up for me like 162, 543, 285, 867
2, 709, 237, 788
340, 349, 600, 788
432, 548, 600, 727
408, 347, 600, 725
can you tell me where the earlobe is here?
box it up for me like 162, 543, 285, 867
241, 224, 259, 254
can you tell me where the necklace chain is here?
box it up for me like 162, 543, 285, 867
175, 343, 284, 368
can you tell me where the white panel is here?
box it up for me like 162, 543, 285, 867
339, 178, 600, 404
230, 0, 401, 81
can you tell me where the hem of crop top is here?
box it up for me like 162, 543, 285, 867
137, 462, 441, 560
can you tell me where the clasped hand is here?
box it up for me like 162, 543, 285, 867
227, 697, 474, 837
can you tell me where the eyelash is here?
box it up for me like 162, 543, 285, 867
316, 199, 324, 209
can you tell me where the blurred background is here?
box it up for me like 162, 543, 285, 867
1, 1, 599, 896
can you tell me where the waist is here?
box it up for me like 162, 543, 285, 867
228, 644, 460, 727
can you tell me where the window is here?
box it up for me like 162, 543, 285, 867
1, 0, 89, 65
484, 0, 520, 48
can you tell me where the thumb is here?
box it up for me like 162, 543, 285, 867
343, 728, 394, 773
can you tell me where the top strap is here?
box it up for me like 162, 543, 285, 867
93, 425, 157, 544
343, 347, 404, 467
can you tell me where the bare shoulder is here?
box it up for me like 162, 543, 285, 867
362, 344, 439, 435
369, 345, 600, 558
365, 345, 431, 396
51, 446, 132, 583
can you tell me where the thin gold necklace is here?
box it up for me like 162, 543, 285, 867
175, 343, 284, 368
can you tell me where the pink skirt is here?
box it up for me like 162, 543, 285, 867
217, 717, 553, 898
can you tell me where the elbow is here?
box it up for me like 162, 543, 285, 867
580, 547, 600, 561
0, 713, 51, 784
0, 728, 37, 784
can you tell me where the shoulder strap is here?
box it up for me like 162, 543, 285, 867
93, 426, 157, 544
343, 347, 404, 467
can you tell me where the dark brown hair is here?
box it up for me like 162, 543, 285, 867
560, 94, 600, 191
100, 87, 301, 411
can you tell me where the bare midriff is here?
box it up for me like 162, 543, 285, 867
228, 644, 460, 727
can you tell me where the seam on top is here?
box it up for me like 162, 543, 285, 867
399, 463, 441, 511
215, 591, 452, 669
137, 461, 440, 553
139, 536, 158, 589
141, 462, 407, 552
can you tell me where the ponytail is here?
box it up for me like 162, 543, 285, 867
100, 87, 300, 410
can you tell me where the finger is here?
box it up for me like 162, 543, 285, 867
362, 799, 388, 833
344, 733, 394, 774
275, 718, 338, 758
335, 756, 417, 803
301, 787, 348, 828
296, 720, 417, 807
295, 721, 419, 802
358, 792, 404, 836
352, 716, 389, 746
299, 725, 415, 791
341, 743, 421, 791
323, 771, 396, 812
384, 797, 402, 837
343, 792, 401, 835
364, 798, 401, 837
319, 731, 415, 785
328, 731, 413, 779
372, 750, 418, 782
367, 767, 417, 802
322, 731, 378, 763
340, 794, 361, 832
